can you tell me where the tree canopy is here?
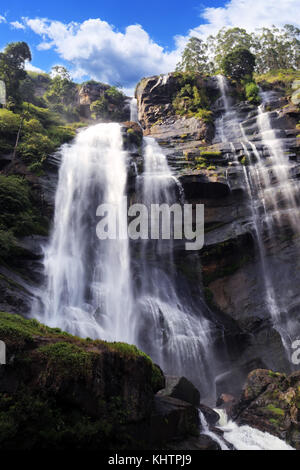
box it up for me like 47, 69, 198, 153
221, 48, 256, 82
0, 42, 32, 105
176, 24, 300, 76
176, 37, 211, 74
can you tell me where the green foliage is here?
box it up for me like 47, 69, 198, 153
172, 74, 210, 119
45, 66, 77, 108
0, 102, 76, 166
209, 27, 254, 70
193, 109, 213, 122
0, 229, 17, 259
222, 48, 256, 82
0, 41, 32, 106
0, 312, 71, 347
23, 102, 61, 127
18, 133, 54, 163
176, 25, 299, 75
245, 81, 261, 104
0, 175, 49, 247
90, 86, 126, 121
254, 25, 300, 73
0, 311, 163, 450
105, 86, 125, 104
255, 69, 300, 93
176, 37, 211, 74
0, 109, 21, 153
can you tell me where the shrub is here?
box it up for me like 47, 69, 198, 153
0, 109, 21, 136
18, 133, 55, 163
245, 81, 261, 104
0, 175, 48, 238
0, 227, 17, 258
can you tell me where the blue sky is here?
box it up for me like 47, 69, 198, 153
0, 0, 299, 94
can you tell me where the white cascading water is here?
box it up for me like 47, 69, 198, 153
214, 75, 300, 352
33, 109, 217, 395
134, 136, 216, 395
211, 410, 294, 450
199, 411, 229, 450
130, 98, 138, 122
32, 123, 134, 342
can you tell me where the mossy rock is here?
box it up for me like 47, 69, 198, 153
0, 312, 165, 449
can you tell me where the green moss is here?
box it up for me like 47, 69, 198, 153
240, 156, 249, 165
268, 371, 282, 378
200, 150, 222, 158
0, 312, 72, 347
107, 342, 164, 391
266, 404, 285, 417
36, 341, 95, 379
269, 418, 280, 426
255, 69, 300, 95
0, 312, 164, 449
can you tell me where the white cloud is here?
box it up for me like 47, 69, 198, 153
188, 0, 300, 39
23, 1, 300, 89
0, 15, 6, 23
25, 61, 45, 73
10, 20, 25, 30
24, 17, 180, 88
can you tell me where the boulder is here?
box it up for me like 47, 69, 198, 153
230, 368, 300, 449
199, 404, 220, 426
149, 395, 199, 444
0, 312, 165, 450
157, 375, 200, 406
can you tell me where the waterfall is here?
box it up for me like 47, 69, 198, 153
199, 411, 229, 450
32, 123, 134, 342
199, 408, 293, 450
214, 410, 294, 450
214, 76, 300, 354
134, 136, 217, 396
32, 118, 218, 396
130, 98, 138, 122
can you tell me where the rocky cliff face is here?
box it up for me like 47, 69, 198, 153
1, 71, 300, 418
136, 72, 300, 396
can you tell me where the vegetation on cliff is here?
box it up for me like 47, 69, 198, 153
0, 312, 165, 450
231, 369, 300, 449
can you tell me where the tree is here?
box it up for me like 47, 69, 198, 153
45, 66, 77, 107
254, 25, 300, 73
209, 28, 254, 70
0, 42, 32, 105
221, 48, 256, 82
176, 37, 210, 74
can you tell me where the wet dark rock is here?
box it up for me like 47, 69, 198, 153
216, 393, 237, 416
168, 434, 221, 450
199, 404, 220, 427
149, 396, 199, 444
230, 368, 300, 449
179, 175, 230, 199
216, 358, 267, 398
157, 375, 200, 406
